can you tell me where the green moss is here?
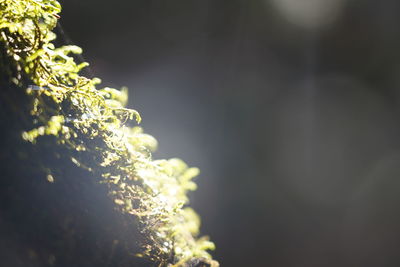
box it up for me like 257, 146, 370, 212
0, 1, 218, 266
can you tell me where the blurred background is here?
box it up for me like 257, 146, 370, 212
59, 0, 400, 266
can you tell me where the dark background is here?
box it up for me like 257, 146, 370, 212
59, 1, 400, 266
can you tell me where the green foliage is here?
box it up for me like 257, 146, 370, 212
0, 1, 218, 266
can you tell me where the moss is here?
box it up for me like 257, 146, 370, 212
0, 1, 218, 266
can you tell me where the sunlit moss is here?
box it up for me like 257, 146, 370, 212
0, 1, 218, 266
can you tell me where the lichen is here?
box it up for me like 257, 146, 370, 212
0, 1, 218, 266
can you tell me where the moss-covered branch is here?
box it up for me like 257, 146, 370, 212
0, 1, 218, 266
